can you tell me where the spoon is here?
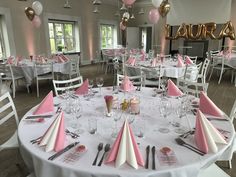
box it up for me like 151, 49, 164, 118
92, 143, 103, 166
98, 144, 110, 166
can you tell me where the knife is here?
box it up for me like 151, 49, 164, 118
48, 142, 79, 160
25, 114, 53, 119
145, 145, 150, 169
151, 146, 156, 170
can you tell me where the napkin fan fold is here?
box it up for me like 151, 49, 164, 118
120, 76, 136, 92
194, 110, 227, 153
75, 79, 88, 95
177, 55, 185, 67
167, 79, 183, 97
39, 111, 65, 152
106, 119, 144, 169
33, 91, 54, 115
185, 56, 193, 65
199, 91, 224, 117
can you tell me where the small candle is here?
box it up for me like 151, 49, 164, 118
130, 97, 140, 115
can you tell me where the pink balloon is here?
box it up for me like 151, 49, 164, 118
120, 22, 126, 31
148, 9, 160, 24
122, 0, 136, 6
32, 15, 41, 28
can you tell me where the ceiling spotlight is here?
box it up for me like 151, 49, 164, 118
93, 0, 102, 5
130, 14, 135, 19
138, 8, 144, 15
120, 3, 127, 11
64, 0, 71, 8
93, 6, 99, 13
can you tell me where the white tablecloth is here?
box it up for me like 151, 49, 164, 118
127, 59, 197, 80
18, 87, 235, 177
11, 60, 70, 85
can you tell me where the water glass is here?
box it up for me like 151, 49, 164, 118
88, 118, 97, 134
96, 77, 104, 95
158, 100, 172, 133
134, 118, 145, 138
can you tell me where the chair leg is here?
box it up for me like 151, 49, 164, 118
218, 69, 224, 84
208, 67, 214, 81
12, 80, 16, 98
36, 79, 39, 97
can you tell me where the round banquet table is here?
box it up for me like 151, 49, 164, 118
18, 87, 235, 177
129, 59, 197, 79
11, 59, 71, 85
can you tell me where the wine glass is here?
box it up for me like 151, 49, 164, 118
111, 106, 122, 138
70, 99, 84, 134
96, 77, 104, 96
174, 103, 188, 134
158, 100, 172, 133
88, 79, 94, 98
160, 77, 168, 98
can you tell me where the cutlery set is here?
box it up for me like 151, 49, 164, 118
175, 138, 205, 156
92, 143, 110, 166
145, 145, 156, 170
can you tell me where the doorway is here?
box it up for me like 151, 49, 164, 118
139, 26, 152, 53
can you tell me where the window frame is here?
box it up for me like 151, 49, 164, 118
48, 20, 76, 53
98, 20, 118, 50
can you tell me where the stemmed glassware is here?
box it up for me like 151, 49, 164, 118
111, 106, 122, 138
174, 103, 188, 134
96, 77, 104, 96
160, 77, 168, 98
158, 99, 172, 133
70, 99, 84, 134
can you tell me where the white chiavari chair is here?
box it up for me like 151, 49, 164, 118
53, 76, 83, 96
198, 59, 210, 84
116, 74, 145, 88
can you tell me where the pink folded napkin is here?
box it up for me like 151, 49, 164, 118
39, 112, 65, 152
57, 56, 65, 63
151, 58, 157, 67
194, 109, 227, 153
126, 57, 136, 66
106, 119, 144, 169
176, 55, 185, 67
60, 54, 70, 62
120, 76, 135, 92
185, 56, 193, 65
199, 91, 223, 117
33, 91, 54, 115
75, 79, 88, 95
167, 79, 183, 97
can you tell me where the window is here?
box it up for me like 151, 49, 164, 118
100, 24, 114, 49
48, 20, 78, 53
0, 16, 6, 58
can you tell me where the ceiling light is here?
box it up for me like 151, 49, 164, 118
93, 6, 99, 13
120, 3, 127, 11
93, 0, 102, 5
138, 8, 144, 15
64, 0, 71, 8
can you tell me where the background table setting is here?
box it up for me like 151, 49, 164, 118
18, 79, 235, 177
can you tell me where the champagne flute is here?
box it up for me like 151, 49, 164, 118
70, 99, 84, 134
96, 77, 104, 96
158, 100, 172, 133
111, 106, 122, 138
88, 79, 94, 97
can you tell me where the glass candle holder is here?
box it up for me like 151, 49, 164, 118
130, 97, 140, 115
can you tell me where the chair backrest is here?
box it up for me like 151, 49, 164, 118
177, 78, 209, 97
141, 65, 163, 79
70, 56, 80, 77
184, 55, 198, 64
116, 74, 145, 87
148, 50, 154, 59
0, 92, 19, 127
229, 100, 236, 123
53, 76, 83, 96
183, 65, 199, 82
199, 59, 210, 83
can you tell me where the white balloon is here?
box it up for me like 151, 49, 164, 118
32, 1, 43, 16
123, 12, 130, 19
152, 0, 161, 8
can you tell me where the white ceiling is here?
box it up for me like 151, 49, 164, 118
102, 0, 151, 6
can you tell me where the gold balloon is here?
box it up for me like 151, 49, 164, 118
158, 0, 170, 17
25, 7, 35, 21
174, 23, 188, 39
201, 22, 217, 39
165, 24, 173, 40
187, 24, 202, 40
218, 21, 235, 40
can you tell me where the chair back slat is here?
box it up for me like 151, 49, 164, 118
53, 76, 83, 96
229, 100, 236, 123
0, 92, 19, 126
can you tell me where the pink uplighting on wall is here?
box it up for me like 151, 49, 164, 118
23, 25, 35, 56
227, 39, 235, 51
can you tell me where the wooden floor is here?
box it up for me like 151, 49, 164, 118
0, 63, 236, 177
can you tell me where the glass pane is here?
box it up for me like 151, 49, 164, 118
55, 23, 63, 39
56, 38, 64, 52
64, 24, 73, 38
65, 38, 75, 51
50, 39, 56, 53
48, 23, 54, 38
